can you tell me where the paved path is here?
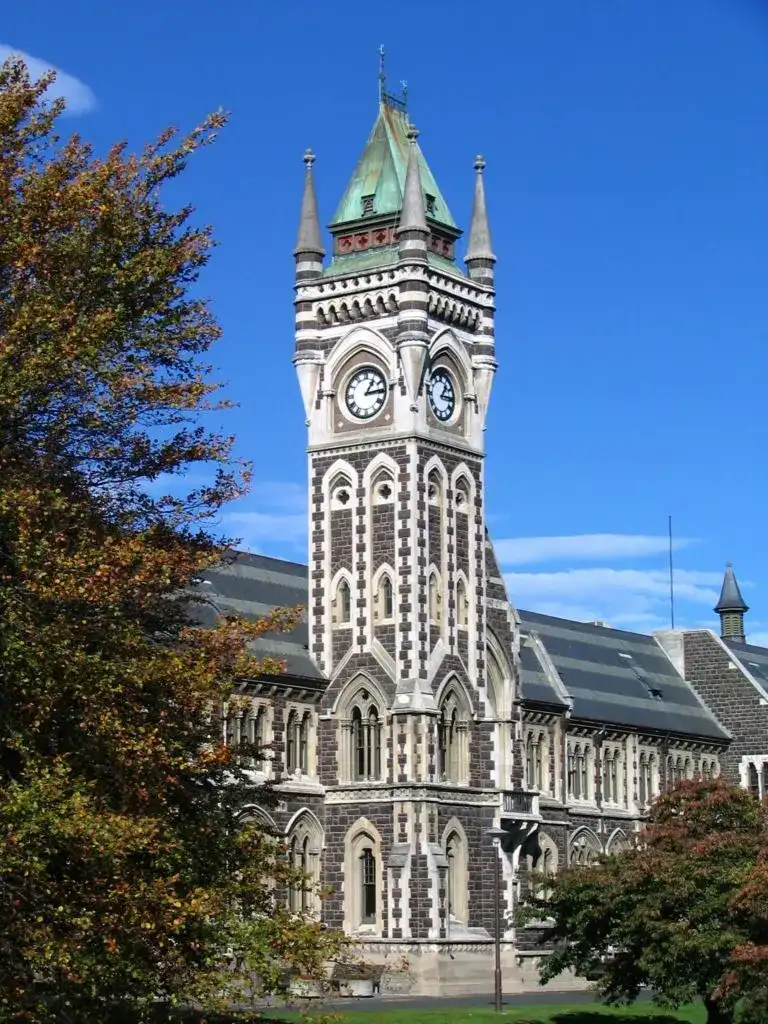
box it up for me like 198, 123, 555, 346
268, 988, 650, 1013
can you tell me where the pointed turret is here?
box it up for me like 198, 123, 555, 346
395, 125, 429, 406
465, 155, 495, 286
294, 149, 324, 280
715, 563, 749, 643
396, 126, 428, 257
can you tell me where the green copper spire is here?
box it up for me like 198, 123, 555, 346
329, 100, 457, 231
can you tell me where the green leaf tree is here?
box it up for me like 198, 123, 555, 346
521, 780, 767, 1024
0, 57, 343, 1023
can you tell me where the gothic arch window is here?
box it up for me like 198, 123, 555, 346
340, 684, 383, 783
333, 577, 352, 627
762, 764, 768, 797
748, 763, 760, 796
684, 757, 693, 780
285, 709, 311, 774
330, 474, 353, 511
344, 822, 382, 934
602, 747, 620, 805
443, 822, 469, 925
429, 571, 443, 626
437, 687, 469, 784
639, 753, 650, 805
570, 829, 601, 867
375, 295, 386, 315
701, 758, 712, 780
372, 470, 395, 505
374, 571, 394, 623
427, 470, 442, 507
456, 577, 468, 628
606, 829, 630, 855
286, 811, 323, 917
568, 743, 593, 801
526, 731, 544, 790
525, 831, 559, 900
454, 477, 470, 514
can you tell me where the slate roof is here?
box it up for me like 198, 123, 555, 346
518, 610, 730, 741
725, 640, 768, 699
186, 552, 735, 740
189, 552, 322, 682
715, 564, 749, 613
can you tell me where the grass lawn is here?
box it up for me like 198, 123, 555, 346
268, 1002, 706, 1024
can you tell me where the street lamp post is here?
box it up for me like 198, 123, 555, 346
488, 826, 505, 1011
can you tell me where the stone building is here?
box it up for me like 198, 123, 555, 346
204, 89, 768, 995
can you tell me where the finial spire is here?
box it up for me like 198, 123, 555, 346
396, 126, 427, 234
378, 44, 386, 102
294, 148, 325, 259
715, 562, 749, 643
465, 153, 495, 265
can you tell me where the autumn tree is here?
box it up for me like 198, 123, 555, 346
521, 780, 768, 1024
0, 57, 341, 1022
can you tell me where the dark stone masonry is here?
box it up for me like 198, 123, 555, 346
211, 86, 768, 996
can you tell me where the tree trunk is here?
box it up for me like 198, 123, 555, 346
704, 995, 733, 1024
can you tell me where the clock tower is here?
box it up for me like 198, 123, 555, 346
292, 80, 518, 961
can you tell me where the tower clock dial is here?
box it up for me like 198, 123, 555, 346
345, 366, 387, 420
427, 368, 456, 422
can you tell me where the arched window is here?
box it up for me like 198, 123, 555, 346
762, 764, 768, 797
286, 811, 323, 917
580, 748, 590, 800
375, 573, 394, 622
648, 754, 658, 798
748, 763, 760, 796
299, 711, 310, 773
684, 757, 693, 780
437, 689, 468, 784
285, 709, 311, 774
286, 711, 296, 770
454, 478, 470, 513
444, 826, 469, 924
526, 732, 543, 790
526, 832, 559, 901
360, 847, 377, 924
344, 822, 382, 934
568, 745, 581, 799
456, 578, 468, 628
701, 758, 711, 780
429, 572, 443, 625
289, 834, 301, 912
571, 830, 600, 867
350, 700, 382, 781
638, 753, 649, 805
373, 471, 394, 504
427, 471, 442, 506
331, 476, 353, 510
334, 578, 352, 626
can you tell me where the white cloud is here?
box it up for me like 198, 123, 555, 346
223, 481, 307, 553
505, 567, 723, 631
225, 511, 306, 549
493, 533, 696, 567
0, 44, 96, 115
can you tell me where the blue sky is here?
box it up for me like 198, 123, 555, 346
3, 0, 767, 641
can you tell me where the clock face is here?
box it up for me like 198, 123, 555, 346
345, 366, 387, 420
427, 368, 456, 422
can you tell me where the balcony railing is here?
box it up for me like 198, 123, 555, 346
502, 788, 541, 819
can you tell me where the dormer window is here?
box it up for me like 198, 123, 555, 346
361, 194, 376, 217
425, 193, 436, 216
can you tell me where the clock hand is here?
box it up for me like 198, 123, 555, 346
365, 381, 385, 396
